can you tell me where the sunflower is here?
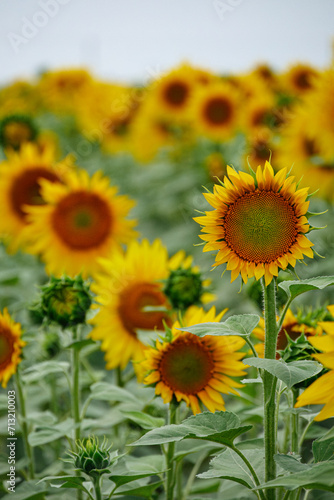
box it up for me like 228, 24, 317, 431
148, 64, 196, 121
295, 306, 334, 421
0, 81, 40, 118
77, 81, 140, 155
281, 63, 319, 96
140, 306, 246, 414
89, 239, 172, 370
242, 93, 276, 134
276, 107, 334, 201
190, 81, 239, 140
194, 162, 314, 285
0, 142, 68, 252
306, 69, 334, 159
164, 250, 215, 310
37, 68, 93, 115
23, 168, 137, 278
253, 309, 323, 358
0, 309, 25, 388
244, 128, 275, 168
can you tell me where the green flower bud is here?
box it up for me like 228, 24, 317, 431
71, 436, 113, 478
36, 275, 92, 328
164, 268, 203, 311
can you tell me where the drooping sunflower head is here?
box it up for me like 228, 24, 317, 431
0, 142, 69, 252
0, 309, 25, 388
140, 306, 246, 414
191, 82, 239, 140
89, 239, 172, 370
23, 168, 137, 278
163, 250, 215, 311
195, 162, 314, 285
0, 114, 38, 150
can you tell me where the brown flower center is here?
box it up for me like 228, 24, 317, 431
223, 190, 298, 264
302, 138, 319, 157
159, 336, 214, 394
0, 327, 14, 370
203, 97, 233, 126
293, 70, 314, 90
10, 167, 60, 220
163, 81, 189, 107
52, 191, 112, 250
118, 282, 169, 336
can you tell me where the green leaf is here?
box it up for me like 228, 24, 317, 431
65, 339, 96, 350
0, 480, 48, 499
313, 427, 334, 463
198, 448, 265, 489
28, 418, 75, 446
121, 410, 165, 430
255, 461, 334, 491
274, 454, 311, 473
22, 361, 70, 382
278, 276, 334, 301
131, 411, 252, 447
245, 358, 323, 389
113, 480, 164, 498
109, 471, 163, 489
177, 314, 260, 337
89, 382, 141, 405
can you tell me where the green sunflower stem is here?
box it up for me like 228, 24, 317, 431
15, 367, 35, 479
291, 388, 300, 454
262, 278, 278, 500
166, 399, 178, 500
71, 326, 81, 443
93, 475, 102, 500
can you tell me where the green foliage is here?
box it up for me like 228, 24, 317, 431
177, 314, 260, 337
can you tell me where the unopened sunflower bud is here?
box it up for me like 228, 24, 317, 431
71, 436, 113, 478
0, 114, 38, 150
37, 275, 92, 328
164, 268, 203, 311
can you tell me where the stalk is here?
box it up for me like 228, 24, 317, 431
166, 400, 178, 500
262, 278, 279, 500
15, 368, 35, 479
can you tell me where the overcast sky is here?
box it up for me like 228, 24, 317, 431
0, 0, 333, 86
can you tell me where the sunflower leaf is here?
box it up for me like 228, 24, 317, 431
254, 461, 334, 492
177, 314, 260, 337
245, 358, 323, 390
131, 411, 252, 447
121, 410, 165, 430
198, 448, 265, 489
313, 427, 334, 463
278, 276, 334, 301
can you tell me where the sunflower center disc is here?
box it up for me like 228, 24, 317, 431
0, 328, 14, 368
224, 190, 298, 263
164, 81, 189, 107
10, 167, 60, 219
118, 282, 168, 336
52, 191, 112, 250
159, 338, 214, 394
204, 97, 233, 125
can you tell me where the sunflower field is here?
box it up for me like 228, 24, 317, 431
0, 62, 334, 500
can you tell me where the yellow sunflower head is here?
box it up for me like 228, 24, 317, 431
282, 63, 319, 95
89, 239, 172, 370
23, 168, 138, 278
195, 162, 314, 285
163, 250, 215, 311
0, 309, 25, 388
191, 81, 239, 140
140, 305, 246, 414
0, 142, 70, 253
295, 308, 334, 420
244, 128, 274, 168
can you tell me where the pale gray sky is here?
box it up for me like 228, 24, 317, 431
0, 0, 333, 85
